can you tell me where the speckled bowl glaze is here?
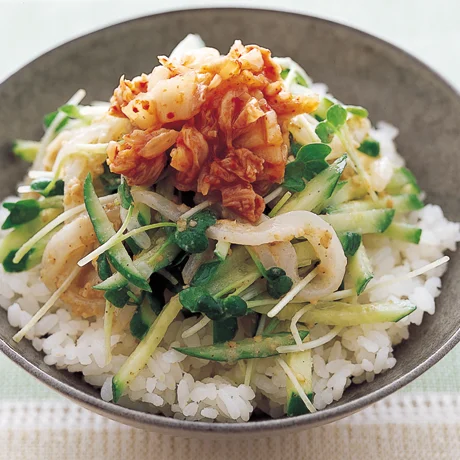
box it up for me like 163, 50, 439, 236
0, 8, 459, 438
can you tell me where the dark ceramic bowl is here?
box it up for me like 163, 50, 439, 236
0, 8, 459, 438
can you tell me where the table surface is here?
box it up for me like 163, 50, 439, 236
1, 2, 460, 459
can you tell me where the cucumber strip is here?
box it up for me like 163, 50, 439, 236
214, 240, 231, 261
325, 194, 423, 214
83, 175, 150, 292
286, 350, 313, 416
21, 225, 60, 267
383, 222, 422, 244
268, 191, 292, 217
384, 194, 425, 212
13, 140, 41, 162
200, 246, 261, 297
294, 240, 318, 266
386, 167, 421, 195
94, 236, 181, 291
112, 296, 183, 402
0, 208, 61, 264
327, 201, 371, 214
245, 246, 267, 276
125, 237, 142, 255
98, 254, 130, 310
174, 331, 310, 362
321, 209, 395, 234
334, 180, 347, 193
2, 224, 61, 273
345, 243, 373, 295
336, 126, 377, 201
38, 196, 64, 210
104, 288, 130, 308
313, 96, 335, 120
254, 300, 416, 324
130, 294, 161, 340
127, 202, 152, 249
130, 304, 155, 340
137, 203, 151, 226
338, 232, 362, 257
323, 180, 367, 209
263, 318, 280, 335
279, 155, 347, 214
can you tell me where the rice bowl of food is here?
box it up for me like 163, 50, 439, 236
1, 9, 459, 436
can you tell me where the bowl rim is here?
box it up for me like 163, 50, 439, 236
1, 6, 460, 436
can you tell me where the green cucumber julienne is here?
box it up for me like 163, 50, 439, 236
137, 203, 151, 227
113, 296, 183, 402
313, 96, 335, 120
383, 222, 422, 244
253, 300, 416, 325
214, 240, 231, 262
97, 254, 130, 309
1, 222, 60, 273
83, 174, 151, 292
279, 155, 347, 214
94, 235, 181, 291
386, 167, 421, 195
130, 293, 162, 340
321, 209, 395, 234
174, 331, 310, 362
104, 288, 130, 308
286, 350, 313, 416
0, 209, 61, 267
338, 232, 362, 257
345, 243, 374, 295
325, 194, 424, 214
322, 180, 367, 209
12, 140, 40, 162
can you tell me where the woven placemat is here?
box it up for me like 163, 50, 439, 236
1, 393, 459, 460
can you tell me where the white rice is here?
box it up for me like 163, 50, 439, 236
1, 122, 459, 422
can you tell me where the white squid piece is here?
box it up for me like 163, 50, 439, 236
41, 205, 120, 318
206, 210, 347, 302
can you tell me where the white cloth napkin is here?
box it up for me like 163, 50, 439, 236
1, 393, 460, 460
